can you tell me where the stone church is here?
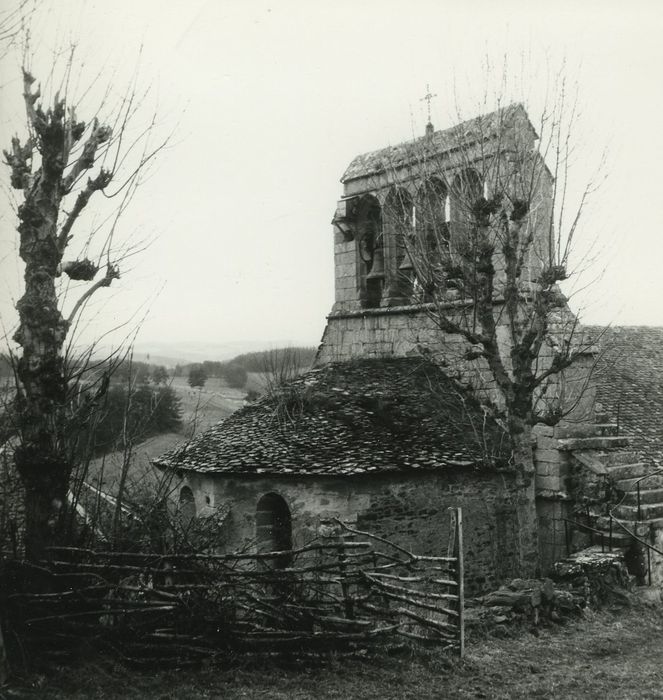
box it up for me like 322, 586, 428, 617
156, 105, 652, 592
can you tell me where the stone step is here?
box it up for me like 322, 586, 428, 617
613, 502, 663, 520
622, 488, 663, 505
586, 527, 632, 549
605, 462, 649, 481
558, 436, 630, 452
615, 474, 663, 491
598, 450, 640, 467
595, 424, 621, 437
555, 423, 620, 439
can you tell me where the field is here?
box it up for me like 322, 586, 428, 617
5, 604, 663, 699
82, 375, 254, 493
170, 375, 252, 435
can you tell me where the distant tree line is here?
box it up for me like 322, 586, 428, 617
227, 347, 317, 373
77, 383, 182, 456
177, 347, 317, 390
1, 346, 317, 458
111, 360, 170, 386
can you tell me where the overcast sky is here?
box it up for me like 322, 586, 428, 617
1, 0, 662, 353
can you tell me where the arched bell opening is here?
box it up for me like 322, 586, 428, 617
384, 187, 415, 301
410, 177, 450, 302
450, 168, 483, 237
355, 194, 384, 308
417, 177, 449, 250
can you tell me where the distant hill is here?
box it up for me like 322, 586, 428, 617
116, 340, 318, 368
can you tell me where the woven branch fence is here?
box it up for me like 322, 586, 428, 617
1, 509, 464, 668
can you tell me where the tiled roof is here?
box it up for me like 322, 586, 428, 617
155, 357, 512, 476
341, 103, 533, 183
586, 326, 663, 466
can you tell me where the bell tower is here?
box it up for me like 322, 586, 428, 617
317, 103, 548, 366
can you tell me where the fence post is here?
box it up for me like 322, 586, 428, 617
647, 526, 652, 586
337, 538, 354, 620
454, 507, 464, 658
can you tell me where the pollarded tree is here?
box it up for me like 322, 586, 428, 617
379, 95, 602, 487
3, 68, 165, 559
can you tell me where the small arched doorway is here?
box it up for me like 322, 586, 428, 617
178, 486, 196, 527
256, 493, 293, 568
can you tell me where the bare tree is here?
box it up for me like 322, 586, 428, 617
3, 64, 166, 559
260, 346, 314, 394
374, 88, 603, 487
0, 1, 32, 62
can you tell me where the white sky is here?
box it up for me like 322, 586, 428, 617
1, 0, 662, 352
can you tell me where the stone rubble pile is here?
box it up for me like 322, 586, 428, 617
467, 546, 635, 630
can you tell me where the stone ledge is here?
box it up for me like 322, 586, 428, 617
558, 436, 630, 451
327, 296, 512, 320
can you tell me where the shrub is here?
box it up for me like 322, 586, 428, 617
221, 362, 247, 389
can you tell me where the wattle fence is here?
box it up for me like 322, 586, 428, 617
1, 510, 464, 668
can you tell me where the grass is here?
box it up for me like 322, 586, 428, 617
5, 604, 663, 699
170, 375, 248, 434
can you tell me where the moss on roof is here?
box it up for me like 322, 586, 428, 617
155, 357, 512, 477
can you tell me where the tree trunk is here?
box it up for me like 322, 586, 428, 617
15, 448, 70, 560
13, 223, 71, 560
509, 414, 536, 485
508, 416, 540, 577
12, 96, 71, 560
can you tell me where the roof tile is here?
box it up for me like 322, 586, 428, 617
155, 357, 512, 476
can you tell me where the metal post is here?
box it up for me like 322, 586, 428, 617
564, 519, 570, 555
455, 507, 464, 658
638, 482, 642, 521
609, 517, 613, 552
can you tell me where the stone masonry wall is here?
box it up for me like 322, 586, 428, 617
179, 468, 538, 596
316, 305, 501, 405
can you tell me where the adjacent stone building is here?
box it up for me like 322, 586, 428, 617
156, 357, 537, 593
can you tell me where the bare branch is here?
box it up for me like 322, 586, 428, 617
66, 263, 120, 326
